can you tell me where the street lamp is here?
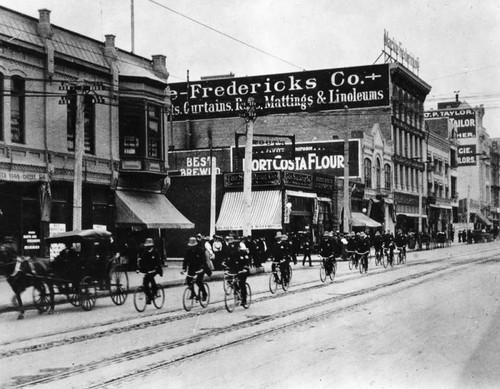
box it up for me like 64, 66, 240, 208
240, 97, 257, 237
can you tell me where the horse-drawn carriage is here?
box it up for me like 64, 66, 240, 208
32, 229, 129, 313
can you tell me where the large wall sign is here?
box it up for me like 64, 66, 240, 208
168, 149, 231, 176
232, 140, 360, 177
169, 64, 390, 120
457, 144, 477, 166
424, 108, 476, 139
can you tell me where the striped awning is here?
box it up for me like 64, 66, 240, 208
351, 212, 382, 228
216, 190, 282, 231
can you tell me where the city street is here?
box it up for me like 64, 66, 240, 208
1, 241, 499, 388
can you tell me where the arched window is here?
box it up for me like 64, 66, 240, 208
384, 164, 391, 190
364, 158, 372, 188
11, 76, 25, 143
376, 158, 381, 190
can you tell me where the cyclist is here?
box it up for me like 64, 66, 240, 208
345, 232, 357, 266
319, 232, 334, 273
382, 230, 395, 265
181, 236, 208, 301
395, 229, 407, 261
225, 240, 251, 305
271, 232, 291, 284
373, 231, 383, 261
137, 238, 163, 304
355, 232, 371, 272
301, 233, 313, 267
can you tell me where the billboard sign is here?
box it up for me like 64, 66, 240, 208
168, 148, 231, 176
169, 64, 390, 120
424, 108, 476, 139
232, 140, 360, 177
457, 144, 477, 166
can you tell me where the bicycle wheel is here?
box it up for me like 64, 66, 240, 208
200, 282, 210, 308
319, 262, 326, 283
243, 283, 252, 309
182, 287, 194, 311
389, 253, 394, 268
328, 261, 336, 282
348, 256, 354, 270
153, 284, 165, 309
359, 257, 365, 274
288, 263, 293, 282
133, 286, 147, 312
381, 252, 387, 268
269, 272, 278, 294
223, 273, 231, 295
375, 252, 381, 266
224, 283, 236, 312
282, 269, 290, 292
401, 251, 406, 264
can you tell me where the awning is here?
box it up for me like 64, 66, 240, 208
430, 204, 453, 210
474, 211, 492, 226
351, 212, 382, 228
216, 190, 282, 231
286, 190, 317, 199
115, 190, 194, 229
397, 213, 427, 218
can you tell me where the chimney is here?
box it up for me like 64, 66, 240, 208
37, 9, 53, 38
152, 55, 169, 77
104, 34, 117, 59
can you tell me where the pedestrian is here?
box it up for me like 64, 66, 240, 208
302, 233, 313, 266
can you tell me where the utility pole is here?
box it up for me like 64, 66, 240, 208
72, 81, 85, 230
343, 106, 351, 233
241, 97, 257, 237
208, 128, 216, 237
131, 0, 135, 53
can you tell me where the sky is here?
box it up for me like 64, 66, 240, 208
1, 0, 500, 136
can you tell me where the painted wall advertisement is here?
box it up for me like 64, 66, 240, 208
457, 144, 477, 166
169, 64, 390, 120
168, 149, 231, 176
424, 108, 476, 139
232, 140, 360, 177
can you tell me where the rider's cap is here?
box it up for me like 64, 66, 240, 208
187, 237, 198, 246
144, 238, 154, 247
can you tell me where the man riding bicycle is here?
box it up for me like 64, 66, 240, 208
373, 231, 383, 260
395, 229, 407, 260
345, 232, 357, 266
382, 230, 395, 265
319, 232, 336, 274
355, 232, 371, 272
271, 232, 291, 285
137, 238, 163, 304
181, 237, 208, 301
225, 239, 251, 305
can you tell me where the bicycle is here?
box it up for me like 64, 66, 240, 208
320, 255, 336, 283
133, 270, 165, 312
356, 250, 369, 274
182, 273, 211, 311
374, 247, 383, 266
223, 270, 232, 295
384, 246, 394, 268
269, 260, 290, 293
396, 246, 406, 265
347, 250, 357, 270
224, 272, 252, 312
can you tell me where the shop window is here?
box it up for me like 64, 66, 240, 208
11, 76, 25, 143
364, 158, 372, 188
384, 164, 391, 190
67, 91, 95, 154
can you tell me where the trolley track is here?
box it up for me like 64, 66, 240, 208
1, 244, 496, 359
5, 249, 498, 388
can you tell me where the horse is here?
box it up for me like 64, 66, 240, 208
0, 244, 54, 319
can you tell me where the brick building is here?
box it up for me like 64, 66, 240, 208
0, 6, 192, 259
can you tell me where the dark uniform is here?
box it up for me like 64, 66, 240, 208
301, 234, 313, 267
225, 243, 251, 304
137, 239, 163, 303
271, 235, 291, 283
182, 237, 208, 300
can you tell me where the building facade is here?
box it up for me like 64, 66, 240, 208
0, 7, 192, 258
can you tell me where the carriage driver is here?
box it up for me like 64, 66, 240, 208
137, 238, 163, 304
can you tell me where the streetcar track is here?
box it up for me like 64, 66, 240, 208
0, 245, 495, 359
7, 253, 497, 388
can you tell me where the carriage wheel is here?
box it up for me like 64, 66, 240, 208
33, 280, 51, 313
67, 283, 80, 306
79, 276, 97, 311
109, 266, 129, 305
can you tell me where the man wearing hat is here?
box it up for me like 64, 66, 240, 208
182, 237, 208, 301
271, 232, 291, 285
137, 238, 163, 304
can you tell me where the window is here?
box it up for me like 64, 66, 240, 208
147, 104, 162, 158
376, 158, 381, 190
67, 91, 95, 154
364, 158, 372, 188
11, 76, 25, 143
384, 164, 391, 190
